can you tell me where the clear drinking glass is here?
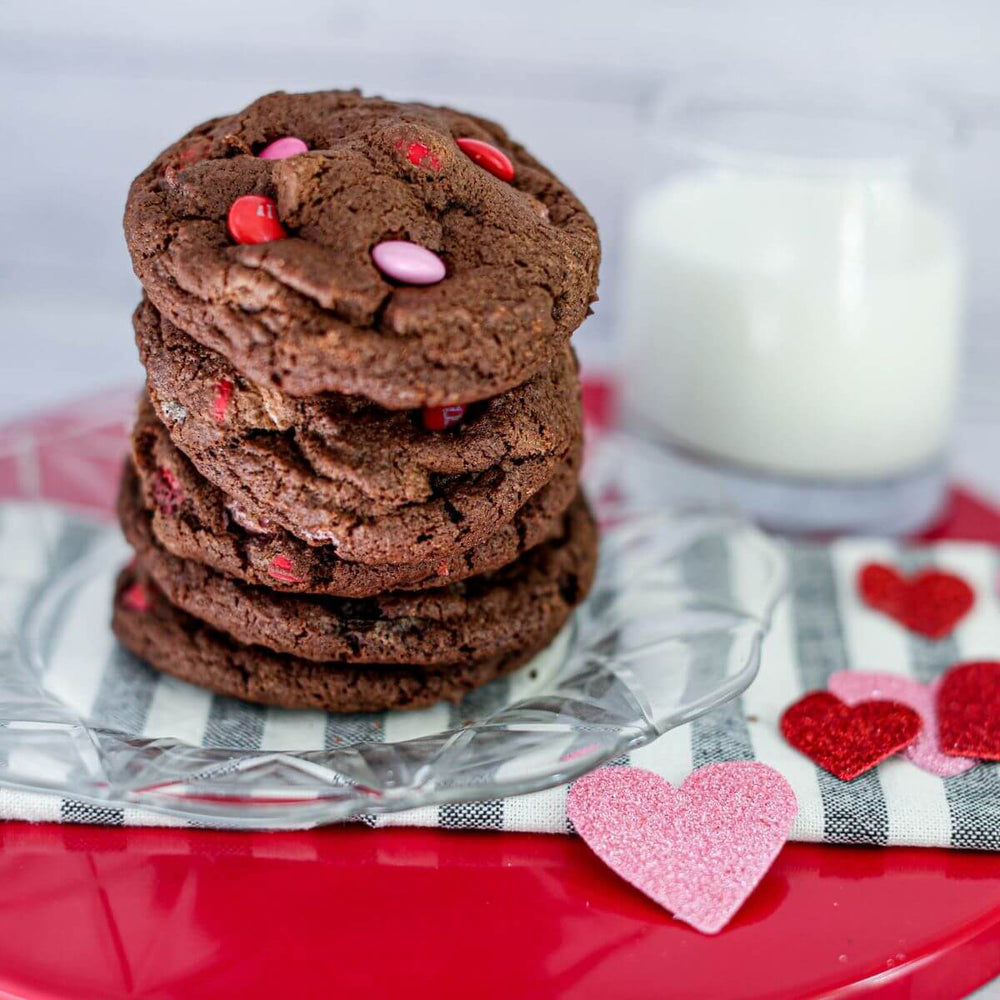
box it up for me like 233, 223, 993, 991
620, 76, 964, 534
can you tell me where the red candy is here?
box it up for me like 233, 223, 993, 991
267, 555, 302, 584
212, 378, 234, 423
938, 660, 1000, 760
152, 467, 183, 516
121, 580, 151, 613
456, 137, 514, 182
780, 691, 922, 781
403, 140, 441, 171
858, 562, 974, 639
394, 138, 442, 171
177, 138, 211, 165
163, 138, 211, 181
422, 404, 467, 431
227, 195, 287, 245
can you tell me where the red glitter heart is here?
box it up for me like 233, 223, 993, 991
780, 691, 922, 780
937, 660, 1000, 760
858, 562, 974, 639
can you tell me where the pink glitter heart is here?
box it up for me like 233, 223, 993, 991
567, 763, 797, 934
828, 671, 975, 777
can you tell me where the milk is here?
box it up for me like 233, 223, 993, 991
621, 172, 963, 481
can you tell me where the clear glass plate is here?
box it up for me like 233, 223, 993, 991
0, 435, 786, 829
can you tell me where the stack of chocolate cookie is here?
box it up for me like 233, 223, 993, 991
113, 90, 600, 713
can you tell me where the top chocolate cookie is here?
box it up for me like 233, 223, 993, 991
124, 90, 600, 408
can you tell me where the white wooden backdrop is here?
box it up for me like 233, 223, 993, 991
2, 0, 998, 499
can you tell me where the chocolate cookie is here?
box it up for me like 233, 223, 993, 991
127, 413, 581, 595
124, 90, 600, 408
112, 569, 549, 712
136, 294, 581, 517
123, 487, 596, 665
135, 353, 581, 565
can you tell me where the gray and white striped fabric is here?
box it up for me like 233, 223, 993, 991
1, 502, 999, 848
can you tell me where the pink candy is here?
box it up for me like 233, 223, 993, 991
258, 136, 309, 160
371, 241, 445, 285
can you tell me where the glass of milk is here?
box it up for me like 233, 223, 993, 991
620, 79, 964, 534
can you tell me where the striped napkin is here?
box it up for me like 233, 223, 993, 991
1, 500, 998, 848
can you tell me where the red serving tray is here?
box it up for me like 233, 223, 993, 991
1, 390, 999, 1000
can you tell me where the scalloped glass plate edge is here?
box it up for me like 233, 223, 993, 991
1, 501, 786, 829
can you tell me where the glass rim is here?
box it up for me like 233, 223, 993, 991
643, 71, 959, 176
